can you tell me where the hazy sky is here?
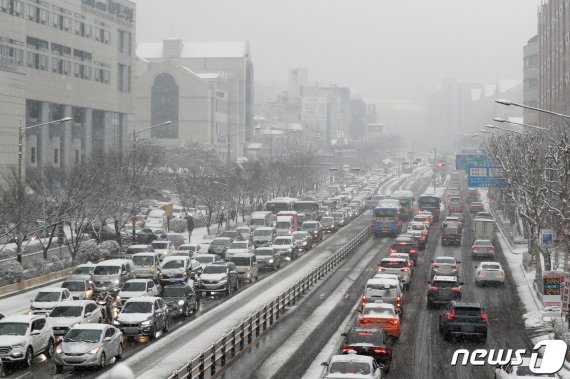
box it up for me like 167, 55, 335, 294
135, 0, 540, 103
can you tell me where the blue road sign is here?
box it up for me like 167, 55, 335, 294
467, 163, 506, 187
456, 154, 488, 170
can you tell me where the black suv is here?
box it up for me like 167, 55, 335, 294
340, 327, 393, 373
220, 230, 245, 241
300, 221, 324, 242
439, 301, 488, 342
197, 262, 240, 296
426, 276, 463, 308
159, 284, 200, 318
390, 236, 417, 263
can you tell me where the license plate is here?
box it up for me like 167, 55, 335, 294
463, 325, 475, 332
124, 327, 140, 334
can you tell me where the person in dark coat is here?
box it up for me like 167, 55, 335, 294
186, 215, 194, 242
230, 209, 237, 223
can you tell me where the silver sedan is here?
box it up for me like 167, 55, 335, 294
430, 256, 461, 279
475, 262, 505, 286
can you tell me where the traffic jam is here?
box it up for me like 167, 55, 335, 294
321, 170, 509, 379
0, 173, 386, 376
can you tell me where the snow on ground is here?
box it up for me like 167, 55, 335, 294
0, 280, 62, 316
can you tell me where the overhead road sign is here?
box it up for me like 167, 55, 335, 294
467, 162, 506, 187
456, 154, 488, 170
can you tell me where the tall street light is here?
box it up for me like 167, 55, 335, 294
484, 124, 527, 135
495, 99, 570, 128
131, 120, 172, 152
259, 126, 299, 162
492, 117, 549, 131
18, 117, 73, 189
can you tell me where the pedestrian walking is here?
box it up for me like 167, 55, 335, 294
230, 209, 237, 223
185, 215, 194, 242
218, 213, 225, 229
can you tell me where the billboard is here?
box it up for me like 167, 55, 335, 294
456, 154, 488, 170
466, 162, 507, 187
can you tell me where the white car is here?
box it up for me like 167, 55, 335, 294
271, 236, 299, 259
151, 240, 174, 261
117, 279, 158, 303
322, 351, 383, 379
159, 256, 200, 285
0, 314, 55, 367
48, 300, 102, 338
194, 254, 221, 270
61, 279, 93, 300
176, 244, 202, 258
475, 261, 505, 286
226, 241, 255, 258
30, 288, 73, 315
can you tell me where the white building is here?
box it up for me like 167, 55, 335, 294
0, 0, 135, 176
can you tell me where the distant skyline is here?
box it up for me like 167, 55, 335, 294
134, 0, 540, 103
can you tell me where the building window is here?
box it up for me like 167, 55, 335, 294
27, 52, 48, 70
26, 36, 48, 52
51, 43, 71, 57
151, 73, 179, 138
54, 148, 59, 164
62, 16, 71, 32
30, 147, 36, 164
75, 149, 80, 165
84, 24, 92, 38
73, 49, 92, 62
117, 64, 131, 92
0, 45, 24, 66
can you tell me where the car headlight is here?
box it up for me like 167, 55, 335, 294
268, 259, 274, 264
112, 279, 120, 285
55, 345, 63, 354
159, 273, 163, 278
113, 320, 120, 326
177, 300, 184, 306
116, 295, 122, 301
88, 346, 100, 355
182, 272, 188, 277
288, 248, 293, 252
219, 279, 228, 284
141, 320, 152, 326
150, 268, 155, 273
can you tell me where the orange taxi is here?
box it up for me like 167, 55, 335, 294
356, 302, 401, 338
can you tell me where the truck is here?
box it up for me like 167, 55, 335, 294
473, 218, 496, 243
441, 221, 462, 247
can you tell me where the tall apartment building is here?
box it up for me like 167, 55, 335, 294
523, 35, 539, 128
136, 39, 254, 162
0, 0, 135, 177
538, 0, 570, 130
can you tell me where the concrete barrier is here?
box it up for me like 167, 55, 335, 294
0, 267, 74, 297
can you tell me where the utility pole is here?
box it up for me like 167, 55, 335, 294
433, 147, 437, 192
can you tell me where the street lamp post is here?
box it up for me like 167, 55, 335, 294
484, 124, 527, 135
492, 117, 549, 131
495, 99, 570, 128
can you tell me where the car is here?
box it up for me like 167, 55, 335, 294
251, 226, 276, 247
430, 256, 461, 279
113, 297, 169, 339
292, 231, 313, 252
320, 216, 338, 232
469, 202, 484, 213
406, 222, 429, 250
236, 226, 253, 241
0, 315, 55, 368
447, 196, 463, 213
194, 253, 222, 270
438, 301, 488, 342
125, 244, 155, 256
166, 233, 186, 250
159, 284, 200, 318
220, 230, 245, 241
208, 237, 233, 258
362, 276, 404, 315
135, 228, 158, 244
471, 239, 495, 259
412, 214, 431, 228
67, 263, 96, 282
30, 288, 73, 315
300, 221, 324, 242
356, 302, 401, 339
151, 240, 175, 261
48, 300, 102, 338
474, 211, 494, 220
159, 256, 201, 286
426, 276, 463, 308
449, 212, 465, 224
475, 261, 505, 286
255, 247, 282, 271
54, 323, 123, 372
90, 259, 137, 294
117, 279, 158, 304
331, 211, 346, 228
226, 240, 255, 259
417, 210, 434, 225
387, 252, 414, 270
322, 351, 383, 379
271, 236, 299, 259
390, 236, 418, 263
377, 258, 411, 290
61, 279, 93, 300
226, 252, 259, 282
132, 252, 161, 282
340, 327, 393, 373
466, 188, 479, 203
177, 244, 202, 257
494, 357, 552, 378
443, 216, 463, 230
197, 262, 240, 296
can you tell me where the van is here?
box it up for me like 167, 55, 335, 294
275, 215, 295, 236
276, 211, 299, 231
227, 253, 259, 282
132, 252, 161, 282
90, 259, 136, 293
249, 211, 275, 230
145, 209, 168, 231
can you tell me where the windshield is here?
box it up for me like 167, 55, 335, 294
419, 197, 440, 206
329, 361, 371, 375
250, 219, 266, 226
195, 256, 214, 264
292, 232, 307, 239
229, 257, 252, 266
230, 242, 248, 249
346, 330, 382, 345
160, 287, 186, 297
93, 266, 120, 275
152, 242, 168, 249
179, 245, 196, 251
203, 265, 227, 274
379, 260, 407, 268
435, 258, 456, 265
64, 329, 101, 343
61, 282, 85, 291
432, 281, 457, 288
127, 247, 147, 254
293, 202, 318, 211
133, 256, 155, 266
212, 239, 230, 246
121, 282, 146, 291
410, 224, 425, 231
273, 239, 291, 245
301, 223, 317, 230
72, 267, 93, 275
276, 221, 291, 229
255, 249, 273, 256
482, 263, 501, 270
373, 208, 396, 217
34, 292, 61, 302
162, 260, 185, 269
121, 302, 152, 314
253, 229, 272, 236
265, 202, 289, 213
363, 307, 395, 318
50, 306, 83, 317
321, 218, 334, 226
0, 323, 28, 336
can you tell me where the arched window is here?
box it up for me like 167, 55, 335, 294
151, 73, 178, 138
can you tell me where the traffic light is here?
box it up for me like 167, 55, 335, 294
436, 163, 446, 168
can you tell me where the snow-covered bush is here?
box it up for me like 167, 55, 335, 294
169, 219, 187, 233
78, 241, 103, 263
100, 240, 121, 255
0, 261, 24, 284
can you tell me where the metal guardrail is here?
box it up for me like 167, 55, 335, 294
167, 226, 372, 379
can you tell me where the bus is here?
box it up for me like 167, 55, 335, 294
417, 194, 442, 222
390, 190, 415, 220
265, 197, 298, 214
292, 200, 319, 221
371, 200, 403, 238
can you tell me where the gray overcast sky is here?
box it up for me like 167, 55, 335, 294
135, 0, 540, 103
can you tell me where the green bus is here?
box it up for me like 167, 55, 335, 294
390, 190, 415, 221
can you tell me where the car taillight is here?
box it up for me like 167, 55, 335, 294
447, 309, 455, 321
428, 285, 438, 291
362, 294, 366, 304
432, 264, 438, 269
487, 247, 494, 251
388, 319, 399, 325
377, 267, 385, 272
481, 310, 488, 323
423, 230, 428, 235
374, 348, 387, 354
451, 287, 461, 292
451, 265, 459, 269
396, 296, 401, 307
477, 271, 482, 277
499, 271, 504, 277
458, 208, 462, 212
473, 247, 480, 251
401, 268, 409, 272
390, 248, 397, 253
360, 318, 369, 324
408, 262, 413, 267
410, 249, 416, 253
